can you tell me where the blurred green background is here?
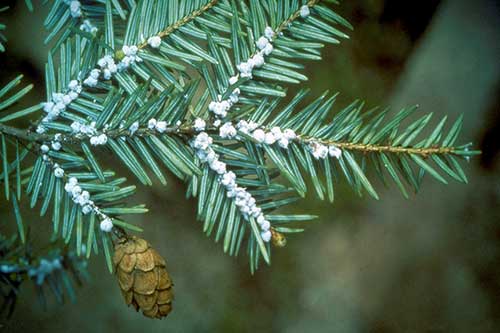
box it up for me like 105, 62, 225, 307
1, 0, 500, 332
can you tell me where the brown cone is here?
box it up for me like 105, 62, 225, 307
271, 228, 287, 248
113, 236, 173, 319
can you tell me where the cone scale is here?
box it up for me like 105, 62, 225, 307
113, 236, 173, 319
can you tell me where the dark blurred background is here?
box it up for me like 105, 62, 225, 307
1, 0, 500, 332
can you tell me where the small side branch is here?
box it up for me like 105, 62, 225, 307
117, 0, 219, 58
301, 138, 457, 157
0, 123, 48, 143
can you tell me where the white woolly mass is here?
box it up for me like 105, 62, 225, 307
148, 36, 162, 48
264, 132, 276, 145
191, 132, 272, 241
54, 167, 64, 178
100, 218, 114, 232
308, 141, 342, 160
38, 17, 191, 134
39, 148, 113, 231
63, 176, 113, 231
97, 55, 118, 80
261, 230, 272, 242
67, 80, 80, 92
300, 5, 311, 18
70, 121, 109, 146
83, 42, 148, 88
284, 128, 297, 140
251, 53, 265, 67
236, 120, 259, 134
208, 99, 232, 118
71, 121, 95, 135
82, 205, 93, 215
238, 34, 272, 78
219, 122, 237, 139
40, 144, 50, 154
238, 122, 295, 149
237, 62, 253, 79
229, 91, 239, 104
260, 219, 271, 230
51, 141, 62, 151
252, 129, 266, 143
192, 132, 213, 150
278, 137, 290, 149
89, 133, 108, 146
264, 26, 275, 39
329, 145, 342, 158
41, 130, 66, 158
144, 118, 169, 133
193, 118, 206, 132
155, 120, 167, 133
270, 126, 283, 139
210, 160, 227, 174
263, 43, 273, 56
207, 26, 274, 119
117, 45, 142, 71
80, 19, 98, 34
148, 118, 157, 129
234, 121, 342, 160
68, 0, 82, 18
229, 76, 238, 85
129, 121, 140, 135
39, 80, 82, 133
83, 68, 100, 87
310, 141, 328, 159
256, 36, 269, 50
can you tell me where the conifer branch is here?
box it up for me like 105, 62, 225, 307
274, 0, 320, 37
0, 122, 197, 144
0, 124, 41, 143
0, 0, 479, 301
300, 138, 458, 157
130, 0, 219, 53
0, 234, 88, 316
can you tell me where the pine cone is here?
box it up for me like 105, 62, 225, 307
113, 236, 173, 319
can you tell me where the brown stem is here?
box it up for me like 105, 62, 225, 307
300, 136, 456, 157
116, 0, 219, 59
0, 121, 209, 146
273, 0, 321, 38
